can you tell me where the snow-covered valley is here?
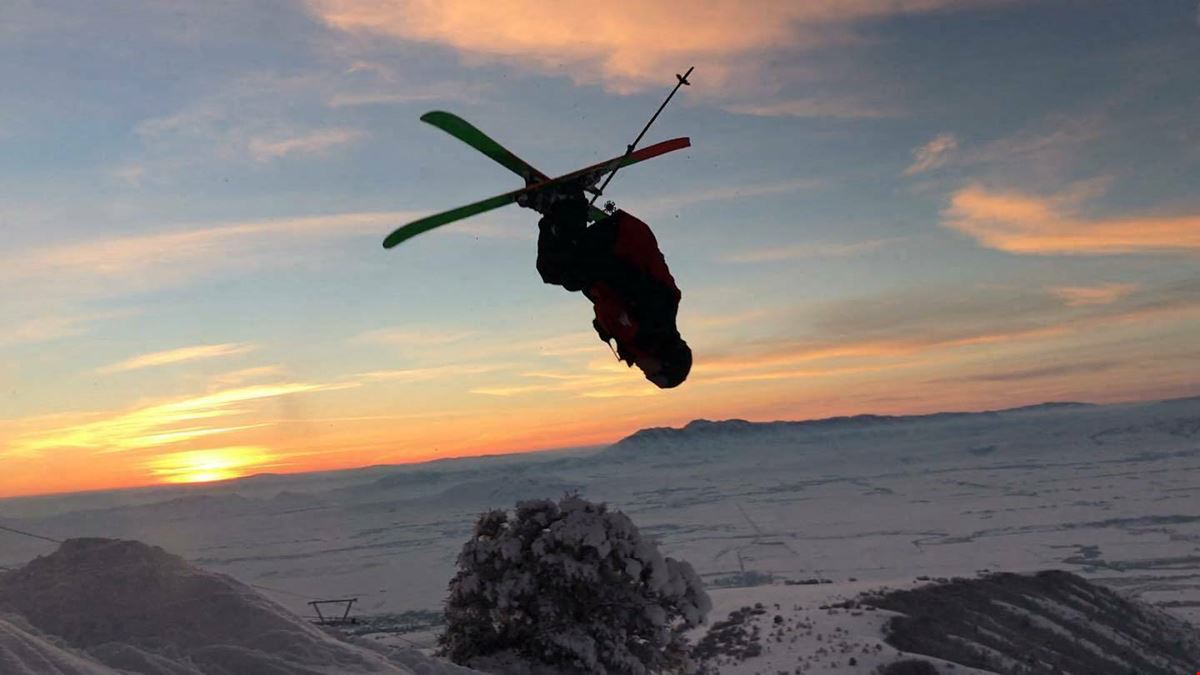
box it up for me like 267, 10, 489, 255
3, 396, 1199, 673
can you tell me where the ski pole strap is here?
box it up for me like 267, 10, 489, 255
589, 66, 694, 207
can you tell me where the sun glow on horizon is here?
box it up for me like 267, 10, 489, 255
146, 446, 278, 484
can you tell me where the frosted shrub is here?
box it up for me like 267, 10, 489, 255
440, 495, 711, 675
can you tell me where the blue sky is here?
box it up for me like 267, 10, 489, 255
2, 0, 1199, 496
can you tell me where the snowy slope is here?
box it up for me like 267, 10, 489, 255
0, 538, 480, 675
0, 614, 121, 675
695, 569, 1200, 675
867, 571, 1200, 673
695, 582, 995, 675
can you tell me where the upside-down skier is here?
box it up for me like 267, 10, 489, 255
529, 189, 691, 389
382, 69, 696, 388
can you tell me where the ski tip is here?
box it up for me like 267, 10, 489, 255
420, 110, 454, 124
382, 231, 406, 249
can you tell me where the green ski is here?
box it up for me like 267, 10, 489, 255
421, 111, 544, 183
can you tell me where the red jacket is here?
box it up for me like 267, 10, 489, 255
582, 211, 681, 365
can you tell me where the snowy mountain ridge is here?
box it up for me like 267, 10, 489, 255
613, 401, 1097, 449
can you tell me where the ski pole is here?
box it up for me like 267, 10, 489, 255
589, 66, 694, 209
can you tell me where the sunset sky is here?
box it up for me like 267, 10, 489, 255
3, 1, 1199, 497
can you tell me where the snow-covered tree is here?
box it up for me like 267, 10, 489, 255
440, 495, 711, 675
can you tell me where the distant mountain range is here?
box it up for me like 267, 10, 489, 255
608, 401, 1097, 451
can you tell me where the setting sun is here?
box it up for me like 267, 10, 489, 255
145, 446, 278, 484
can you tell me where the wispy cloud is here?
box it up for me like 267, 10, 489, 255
0, 206, 537, 305
470, 384, 558, 397
904, 133, 958, 175
696, 362, 901, 386
7, 382, 344, 457
638, 178, 824, 215
698, 327, 1065, 376
210, 365, 288, 387
941, 360, 1119, 384
721, 238, 895, 263
1049, 283, 1139, 307
696, 277, 1200, 386
0, 210, 416, 300
112, 164, 147, 188
1, 309, 139, 347
960, 114, 1107, 185
358, 364, 509, 383
468, 359, 651, 398
126, 70, 393, 176
579, 384, 661, 398
353, 327, 478, 347
248, 128, 364, 162
328, 81, 487, 108
97, 343, 256, 375
943, 184, 1200, 255
684, 308, 774, 329
447, 220, 536, 241
726, 98, 896, 119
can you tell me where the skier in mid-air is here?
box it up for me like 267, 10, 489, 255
382, 69, 696, 388
529, 189, 691, 389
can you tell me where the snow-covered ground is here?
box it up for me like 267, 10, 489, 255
688, 582, 995, 675
2, 396, 1199, 673
0, 538, 480, 674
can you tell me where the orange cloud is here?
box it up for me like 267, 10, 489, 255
308, 0, 1003, 94
1049, 283, 1139, 307
96, 343, 255, 375
943, 185, 1200, 255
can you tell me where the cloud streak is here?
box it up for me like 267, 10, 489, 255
248, 128, 364, 162
358, 364, 510, 383
353, 327, 478, 347
0, 210, 416, 301
941, 360, 1119, 384
1049, 283, 1139, 307
943, 184, 1200, 255
726, 98, 896, 120
97, 343, 256, 375
698, 277, 1200, 384
721, 238, 894, 263
638, 178, 825, 216
1, 309, 140, 347
904, 133, 958, 175
7, 382, 346, 458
